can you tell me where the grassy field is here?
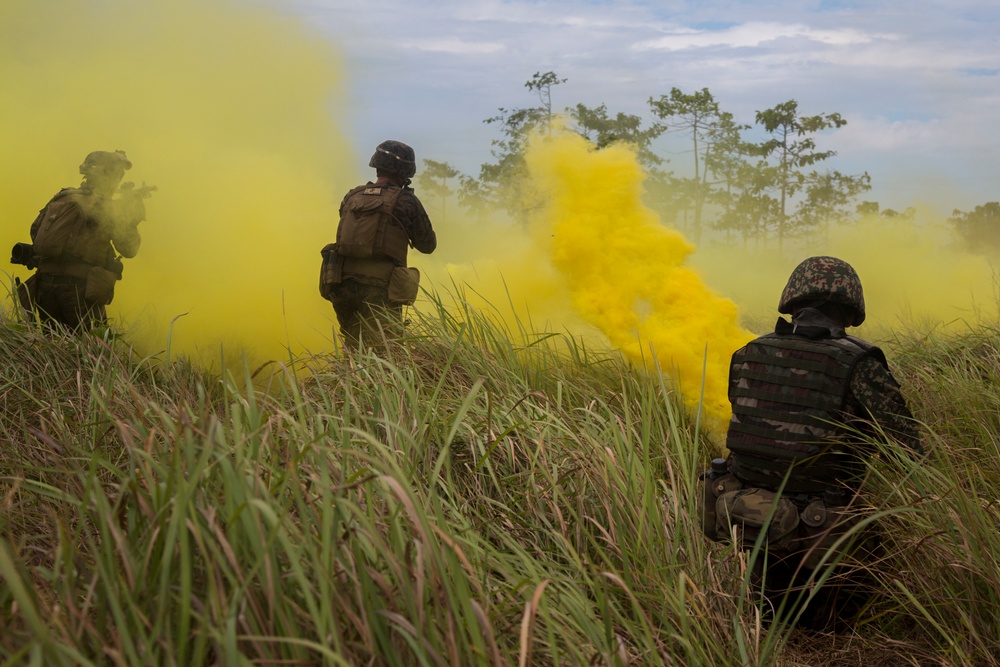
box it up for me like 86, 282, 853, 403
1, 293, 999, 666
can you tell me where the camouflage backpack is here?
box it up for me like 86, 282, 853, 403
31, 189, 90, 260
336, 185, 410, 265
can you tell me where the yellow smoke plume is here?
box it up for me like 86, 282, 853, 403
522, 129, 755, 440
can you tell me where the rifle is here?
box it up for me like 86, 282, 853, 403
118, 181, 158, 200
116, 181, 157, 225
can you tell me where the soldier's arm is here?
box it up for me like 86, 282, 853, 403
108, 195, 145, 258
398, 191, 437, 254
111, 223, 142, 258
849, 356, 924, 455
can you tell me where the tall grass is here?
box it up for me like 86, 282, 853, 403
1, 294, 999, 665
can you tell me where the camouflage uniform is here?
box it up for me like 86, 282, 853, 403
726, 307, 922, 490
326, 141, 436, 349
708, 256, 921, 627
24, 151, 145, 331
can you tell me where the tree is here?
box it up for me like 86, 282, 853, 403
703, 111, 758, 241
569, 102, 663, 170
465, 71, 567, 221
415, 159, 460, 224
855, 200, 881, 218
856, 201, 916, 222
713, 159, 780, 248
569, 101, 670, 222
949, 202, 1000, 253
794, 169, 872, 243
649, 88, 740, 243
754, 100, 847, 250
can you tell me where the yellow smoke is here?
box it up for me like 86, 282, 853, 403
1, 0, 351, 368
690, 213, 1000, 339
522, 129, 755, 440
6, 0, 990, 442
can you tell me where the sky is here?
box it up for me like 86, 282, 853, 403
292, 0, 1000, 215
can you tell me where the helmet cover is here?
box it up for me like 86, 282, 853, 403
778, 255, 866, 325
369, 140, 416, 178
79, 150, 132, 175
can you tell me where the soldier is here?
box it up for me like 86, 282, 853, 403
702, 256, 922, 627
19, 150, 152, 331
320, 140, 437, 350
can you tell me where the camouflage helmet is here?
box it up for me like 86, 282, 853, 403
369, 140, 416, 178
79, 150, 132, 176
778, 256, 866, 325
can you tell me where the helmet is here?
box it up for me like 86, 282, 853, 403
79, 150, 132, 176
778, 256, 866, 325
369, 140, 416, 178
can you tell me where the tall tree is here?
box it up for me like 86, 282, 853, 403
466, 71, 567, 221
754, 100, 847, 250
703, 111, 758, 241
570, 101, 670, 221
713, 159, 780, 248
649, 87, 737, 243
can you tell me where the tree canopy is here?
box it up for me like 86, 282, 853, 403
433, 72, 984, 250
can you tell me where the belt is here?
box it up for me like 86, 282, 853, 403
37, 272, 85, 285
340, 256, 396, 283
36, 257, 93, 280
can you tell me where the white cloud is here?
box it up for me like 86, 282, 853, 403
404, 38, 505, 55
286, 0, 1000, 210
633, 22, 894, 51
838, 116, 945, 152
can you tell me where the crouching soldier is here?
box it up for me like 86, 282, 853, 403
701, 256, 922, 627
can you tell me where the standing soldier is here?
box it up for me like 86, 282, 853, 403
320, 140, 437, 350
702, 256, 922, 627
16, 150, 153, 331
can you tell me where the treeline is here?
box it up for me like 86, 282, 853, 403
416, 72, 996, 252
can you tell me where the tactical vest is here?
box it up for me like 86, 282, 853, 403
336, 185, 410, 266
31, 188, 116, 269
726, 333, 887, 492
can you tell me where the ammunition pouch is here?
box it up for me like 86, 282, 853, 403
84, 266, 117, 305
716, 488, 800, 553
796, 499, 859, 569
699, 469, 743, 541
703, 476, 862, 569
388, 266, 420, 305
319, 243, 342, 300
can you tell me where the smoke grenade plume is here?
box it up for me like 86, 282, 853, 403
1, 0, 351, 368
523, 129, 755, 439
